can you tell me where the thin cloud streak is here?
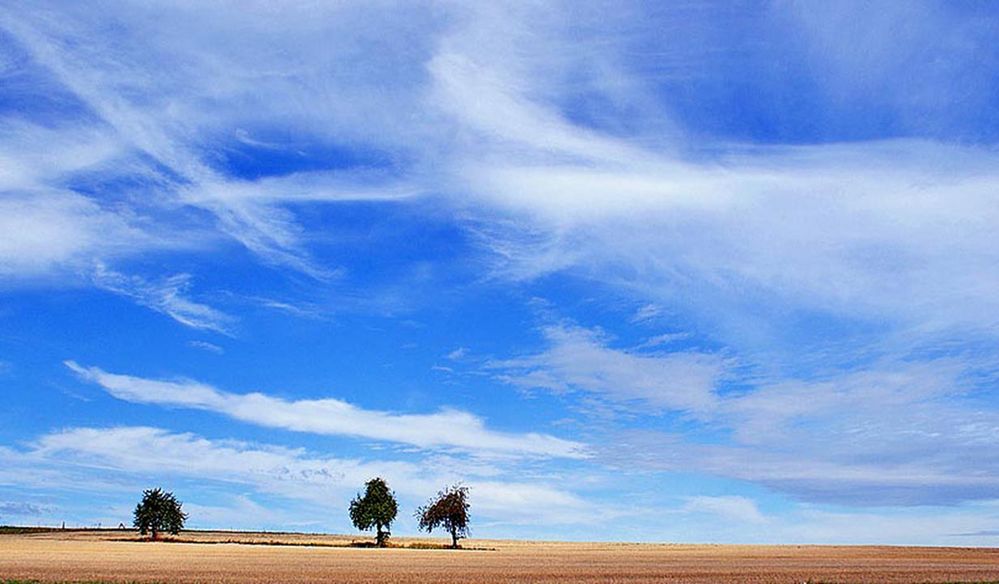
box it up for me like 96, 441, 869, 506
65, 362, 587, 459
91, 265, 235, 335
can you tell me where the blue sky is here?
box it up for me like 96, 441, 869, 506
2, 0, 999, 545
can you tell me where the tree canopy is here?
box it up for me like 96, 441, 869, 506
416, 484, 470, 549
349, 477, 398, 547
133, 488, 187, 540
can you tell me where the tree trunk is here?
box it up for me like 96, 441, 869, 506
450, 527, 458, 549
151, 528, 158, 541
376, 523, 386, 547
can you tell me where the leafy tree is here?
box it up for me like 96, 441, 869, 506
133, 488, 187, 540
349, 477, 398, 547
416, 484, 470, 549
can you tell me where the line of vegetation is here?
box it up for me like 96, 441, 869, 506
94, 537, 493, 550
0, 526, 67, 534
122, 478, 472, 549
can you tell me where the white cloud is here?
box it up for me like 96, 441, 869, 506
183, 170, 419, 207
0, 120, 124, 192
428, 50, 647, 165
188, 340, 224, 354
65, 362, 587, 459
0, 118, 197, 283
0, 191, 157, 278
630, 304, 662, 324
491, 324, 725, 412
178, 171, 419, 280
635, 333, 691, 350
464, 143, 999, 340
682, 495, 766, 525
91, 265, 234, 335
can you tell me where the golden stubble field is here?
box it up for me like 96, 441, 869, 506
2, 530, 999, 583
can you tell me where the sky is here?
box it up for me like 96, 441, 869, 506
1, 0, 999, 545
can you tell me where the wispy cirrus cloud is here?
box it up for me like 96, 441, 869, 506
490, 323, 725, 412
0, 2, 431, 280
417, 3, 999, 347
187, 340, 224, 355
5, 0, 997, 341
91, 265, 234, 335
64, 361, 586, 459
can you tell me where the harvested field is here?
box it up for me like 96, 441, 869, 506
1, 529, 998, 583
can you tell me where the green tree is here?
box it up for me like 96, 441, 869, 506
416, 484, 470, 549
133, 488, 187, 540
349, 477, 398, 547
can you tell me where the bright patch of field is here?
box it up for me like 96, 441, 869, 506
2, 529, 999, 583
